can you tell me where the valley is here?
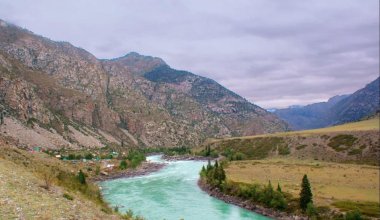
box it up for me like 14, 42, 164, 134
0, 4, 379, 220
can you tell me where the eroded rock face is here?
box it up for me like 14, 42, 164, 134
0, 20, 289, 149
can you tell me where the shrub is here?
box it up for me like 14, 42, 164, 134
42, 171, 55, 190
127, 150, 146, 168
296, 145, 307, 150
120, 160, 128, 170
345, 210, 362, 220
278, 145, 290, 155
63, 193, 74, 200
85, 153, 93, 160
306, 202, 317, 218
332, 200, 380, 218
348, 149, 362, 155
328, 135, 358, 151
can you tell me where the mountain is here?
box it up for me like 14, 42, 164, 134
274, 78, 379, 130
331, 78, 379, 125
0, 19, 288, 149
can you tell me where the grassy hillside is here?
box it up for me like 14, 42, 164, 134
0, 141, 148, 220
210, 117, 379, 141
225, 159, 379, 218
0, 144, 121, 219
196, 118, 380, 218
197, 118, 379, 165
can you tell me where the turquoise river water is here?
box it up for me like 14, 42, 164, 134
100, 155, 271, 220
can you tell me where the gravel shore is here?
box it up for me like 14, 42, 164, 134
92, 162, 166, 182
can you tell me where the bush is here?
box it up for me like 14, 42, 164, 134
278, 145, 290, 155
85, 153, 93, 160
127, 150, 146, 168
296, 144, 307, 150
63, 193, 74, 200
345, 210, 362, 220
332, 200, 380, 218
328, 135, 358, 151
306, 202, 317, 218
42, 171, 55, 190
347, 149, 362, 155
270, 191, 287, 210
120, 160, 128, 170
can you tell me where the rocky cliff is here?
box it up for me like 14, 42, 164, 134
0, 19, 288, 149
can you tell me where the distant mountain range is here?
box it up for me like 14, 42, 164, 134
274, 77, 379, 130
0, 19, 288, 149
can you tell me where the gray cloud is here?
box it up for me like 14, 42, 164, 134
0, 0, 378, 108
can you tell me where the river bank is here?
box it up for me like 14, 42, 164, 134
198, 180, 307, 220
92, 162, 166, 182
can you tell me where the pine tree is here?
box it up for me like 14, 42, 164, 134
77, 170, 86, 185
219, 165, 226, 182
277, 183, 282, 192
300, 174, 313, 211
261, 181, 274, 205
214, 160, 219, 168
201, 165, 206, 173
206, 160, 212, 171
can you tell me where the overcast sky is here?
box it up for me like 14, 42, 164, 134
0, 0, 378, 108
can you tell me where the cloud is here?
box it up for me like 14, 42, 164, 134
0, 0, 378, 108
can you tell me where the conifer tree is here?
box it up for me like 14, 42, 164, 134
201, 165, 206, 173
277, 183, 282, 192
206, 160, 212, 171
300, 174, 313, 211
77, 170, 86, 185
219, 165, 226, 182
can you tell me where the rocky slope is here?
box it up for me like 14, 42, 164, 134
0, 19, 288, 149
274, 78, 379, 130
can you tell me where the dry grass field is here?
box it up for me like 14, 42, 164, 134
225, 158, 380, 216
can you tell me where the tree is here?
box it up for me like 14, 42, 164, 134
200, 165, 206, 177
77, 170, 86, 185
306, 202, 317, 218
219, 165, 226, 182
277, 183, 282, 192
261, 181, 274, 206
300, 174, 313, 211
270, 191, 287, 210
206, 160, 212, 172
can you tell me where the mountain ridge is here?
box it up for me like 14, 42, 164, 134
0, 19, 289, 149
274, 78, 379, 130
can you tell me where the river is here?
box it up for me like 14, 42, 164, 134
100, 155, 271, 220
